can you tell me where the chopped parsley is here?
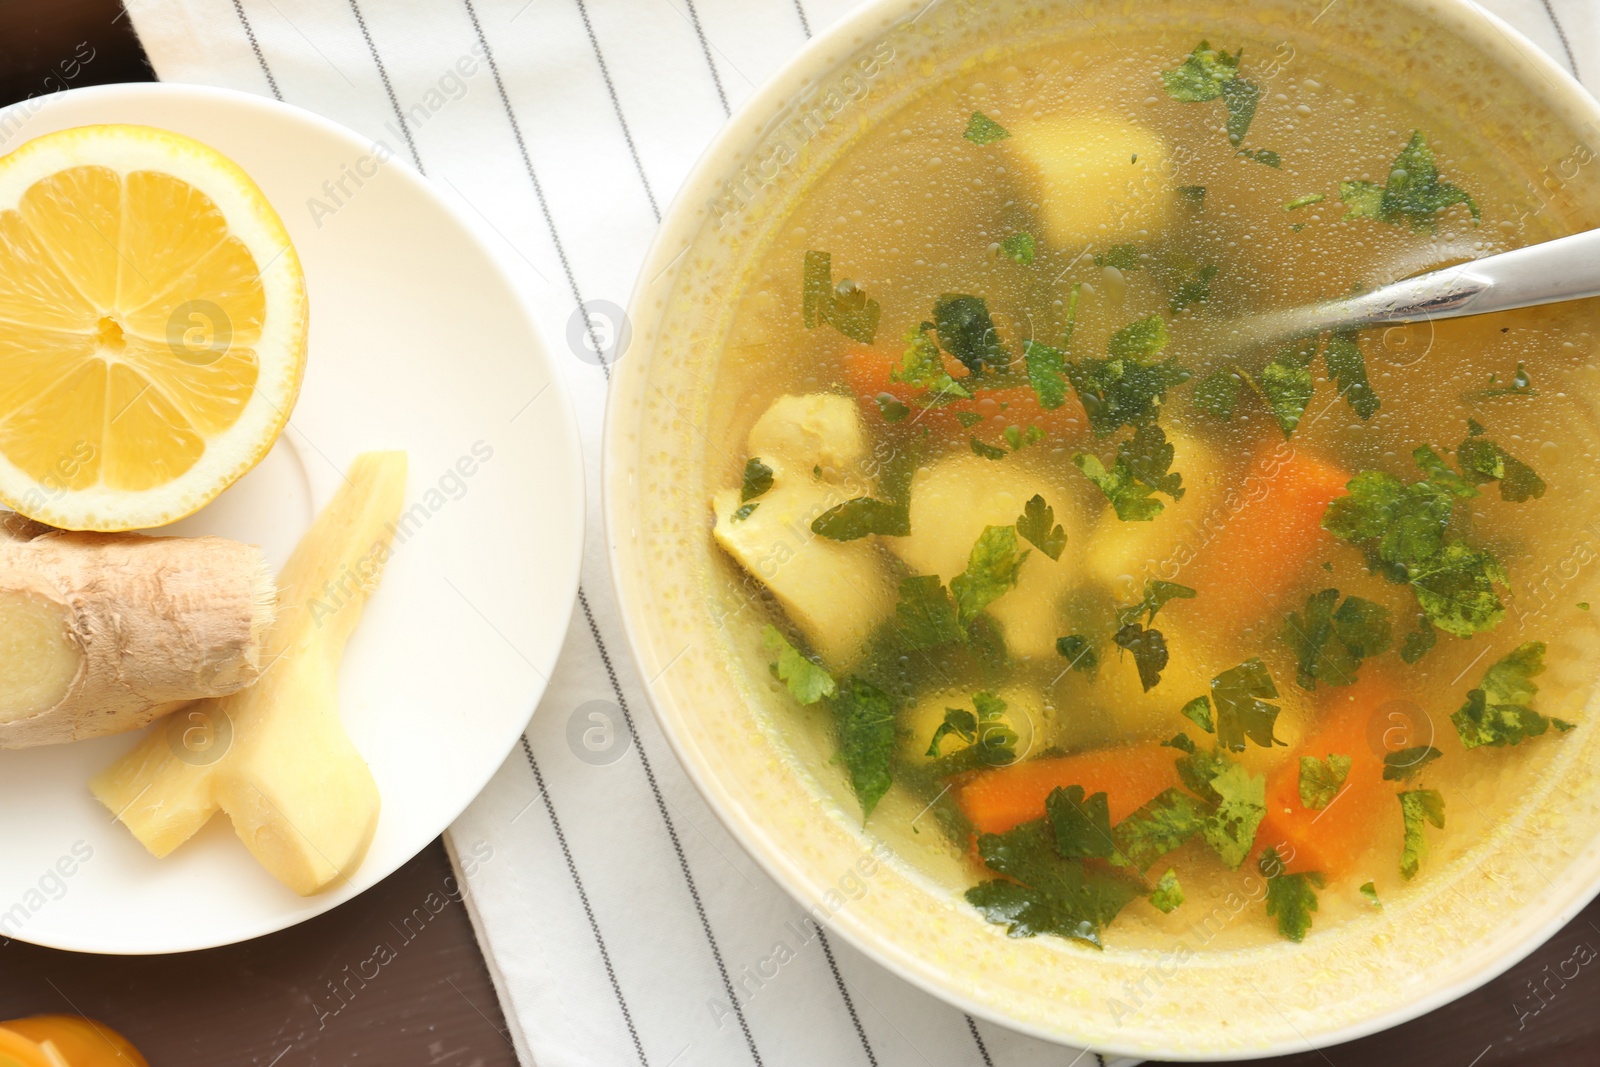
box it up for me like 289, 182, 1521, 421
1203, 761, 1268, 868
1055, 634, 1100, 675
1003, 424, 1045, 451
950, 525, 1030, 625
874, 394, 910, 422
1259, 847, 1323, 942
1095, 243, 1144, 270
1161, 41, 1240, 102
1472, 362, 1537, 400
1451, 641, 1572, 748
1168, 262, 1218, 315
891, 323, 972, 406
1193, 368, 1242, 420
1398, 788, 1445, 879
956, 411, 984, 428
1210, 658, 1285, 752
971, 436, 1008, 460
1284, 193, 1326, 211
1016, 494, 1067, 560
1323, 331, 1381, 419
812, 496, 909, 540
1259, 342, 1317, 437
741, 457, 774, 502
830, 676, 896, 819
730, 502, 759, 522
802, 251, 881, 343
1110, 788, 1204, 871
1322, 447, 1509, 637
965, 818, 1142, 947
1049, 785, 1116, 859
763, 625, 836, 704
1239, 148, 1281, 167
964, 111, 1010, 144
1150, 868, 1184, 913
1181, 695, 1214, 733
894, 575, 966, 650
1455, 431, 1546, 502
1298, 754, 1351, 809
1113, 623, 1170, 692
1001, 231, 1036, 265
1281, 588, 1392, 690
927, 691, 1016, 764
1383, 745, 1442, 781
1023, 339, 1071, 412
1360, 881, 1381, 907
1178, 185, 1207, 208
1340, 131, 1479, 232
934, 294, 1008, 376
1075, 423, 1186, 521
1067, 315, 1191, 436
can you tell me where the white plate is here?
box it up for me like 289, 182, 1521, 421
0, 84, 584, 953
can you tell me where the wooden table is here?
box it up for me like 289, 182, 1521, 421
2, 1, 1597, 1064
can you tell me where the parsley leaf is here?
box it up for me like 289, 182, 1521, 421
1399, 788, 1445, 879
812, 497, 909, 540
1161, 41, 1239, 101
1076, 423, 1186, 521
801, 251, 881, 343
891, 323, 972, 405
1239, 148, 1281, 167
928, 691, 1016, 764
1451, 641, 1565, 748
1222, 77, 1261, 145
1179, 185, 1207, 208
966, 819, 1142, 946
1284, 193, 1327, 211
830, 677, 895, 818
1340, 131, 1480, 232
1067, 315, 1191, 436
1298, 754, 1351, 809
1456, 434, 1546, 502
1259, 342, 1316, 437
1022, 339, 1071, 411
1400, 617, 1438, 664
1323, 451, 1508, 637
950, 525, 1031, 625
926, 707, 976, 757
731, 502, 759, 522
1111, 788, 1205, 871
971, 437, 1008, 460
964, 111, 1010, 144
1281, 588, 1393, 690
741, 457, 774, 502
1001, 231, 1035, 265
934, 295, 1007, 376
1323, 331, 1381, 419
1204, 762, 1267, 868
873, 394, 910, 422
1055, 635, 1100, 675
1151, 868, 1184, 913
763, 625, 836, 704
1193, 368, 1243, 420
1383, 745, 1442, 781
1361, 881, 1382, 907
1181, 695, 1215, 733
1048, 785, 1116, 859
1114, 622, 1170, 692
1259, 846, 1323, 942
895, 575, 966, 650
1169, 262, 1217, 315
1095, 243, 1144, 270
1211, 659, 1284, 752
1472, 361, 1537, 400
1124, 579, 1198, 625
1016, 494, 1068, 560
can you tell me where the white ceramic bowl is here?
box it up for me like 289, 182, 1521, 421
606, 0, 1600, 1057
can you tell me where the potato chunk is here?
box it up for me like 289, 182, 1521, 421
889, 453, 1077, 659
712, 395, 893, 667
1004, 115, 1175, 248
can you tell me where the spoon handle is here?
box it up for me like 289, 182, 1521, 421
1245, 227, 1600, 343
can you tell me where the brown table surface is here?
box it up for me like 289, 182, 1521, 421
3, 1, 1599, 1064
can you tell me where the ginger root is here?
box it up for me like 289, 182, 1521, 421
0, 517, 276, 748
92, 451, 407, 895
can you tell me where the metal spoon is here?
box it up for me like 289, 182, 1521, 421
1225, 227, 1600, 348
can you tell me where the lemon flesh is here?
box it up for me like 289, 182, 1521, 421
0, 125, 307, 531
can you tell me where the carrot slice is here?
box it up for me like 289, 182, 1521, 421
1177, 440, 1351, 634
1253, 671, 1405, 877
957, 742, 1180, 835
841, 347, 1087, 441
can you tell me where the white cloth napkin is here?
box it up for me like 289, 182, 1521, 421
123, 1, 1596, 1064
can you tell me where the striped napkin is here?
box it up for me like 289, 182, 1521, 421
122, 1, 1595, 1064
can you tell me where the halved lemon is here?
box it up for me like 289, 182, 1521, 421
0, 124, 307, 531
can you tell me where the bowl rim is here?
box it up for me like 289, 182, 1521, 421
604, 0, 1600, 1055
